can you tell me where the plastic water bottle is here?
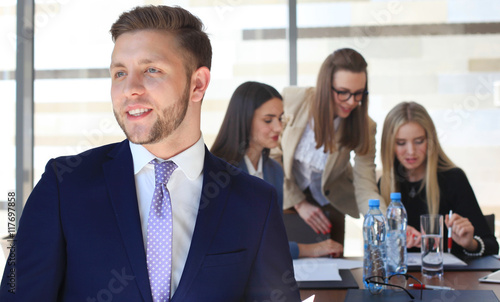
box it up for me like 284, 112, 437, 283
363, 199, 386, 293
386, 192, 408, 276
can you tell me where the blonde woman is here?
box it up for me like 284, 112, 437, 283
380, 101, 498, 257
280, 48, 384, 245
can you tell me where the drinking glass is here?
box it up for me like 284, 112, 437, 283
420, 214, 443, 278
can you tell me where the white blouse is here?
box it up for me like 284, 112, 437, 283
244, 154, 263, 179
292, 118, 341, 206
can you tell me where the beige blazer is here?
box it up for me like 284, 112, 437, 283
280, 86, 385, 218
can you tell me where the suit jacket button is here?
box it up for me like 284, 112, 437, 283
324, 190, 330, 196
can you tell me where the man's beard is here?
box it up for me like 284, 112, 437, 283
114, 83, 190, 145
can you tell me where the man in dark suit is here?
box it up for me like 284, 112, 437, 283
0, 5, 300, 302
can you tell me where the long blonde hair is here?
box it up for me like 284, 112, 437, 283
310, 48, 370, 154
380, 102, 455, 214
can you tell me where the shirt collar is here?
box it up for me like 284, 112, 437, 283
129, 136, 205, 180
243, 154, 263, 178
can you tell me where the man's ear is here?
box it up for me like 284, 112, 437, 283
190, 66, 210, 103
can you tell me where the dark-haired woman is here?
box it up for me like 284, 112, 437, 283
212, 81, 342, 258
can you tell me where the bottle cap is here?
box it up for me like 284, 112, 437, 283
390, 192, 401, 200
368, 199, 380, 207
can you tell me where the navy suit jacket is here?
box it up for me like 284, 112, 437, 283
0, 140, 300, 301
237, 157, 284, 209
237, 158, 301, 259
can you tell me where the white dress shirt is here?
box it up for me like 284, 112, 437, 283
130, 136, 204, 297
243, 154, 263, 179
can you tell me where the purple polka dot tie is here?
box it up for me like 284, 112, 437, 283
147, 160, 177, 302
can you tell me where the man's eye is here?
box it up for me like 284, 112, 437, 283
147, 68, 159, 73
115, 71, 126, 78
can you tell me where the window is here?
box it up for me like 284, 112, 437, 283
32, 1, 289, 181
295, 0, 500, 255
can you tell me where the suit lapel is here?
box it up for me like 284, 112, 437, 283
282, 100, 309, 177
171, 149, 232, 301
237, 160, 248, 174
103, 140, 153, 302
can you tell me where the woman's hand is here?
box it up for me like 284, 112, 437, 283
298, 239, 343, 258
446, 213, 477, 252
406, 225, 421, 248
294, 200, 331, 234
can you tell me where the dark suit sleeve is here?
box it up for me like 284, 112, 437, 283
0, 159, 66, 301
244, 187, 301, 302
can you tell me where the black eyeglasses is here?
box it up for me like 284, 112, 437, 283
331, 86, 368, 102
365, 273, 423, 300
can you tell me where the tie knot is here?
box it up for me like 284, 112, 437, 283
151, 160, 177, 185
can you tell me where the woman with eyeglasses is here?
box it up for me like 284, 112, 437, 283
379, 101, 498, 257
279, 48, 384, 246
211, 81, 343, 258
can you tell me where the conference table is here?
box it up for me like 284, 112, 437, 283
298, 257, 500, 301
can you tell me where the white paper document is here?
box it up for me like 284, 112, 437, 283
302, 294, 315, 302
293, 258, 342, 281
331, 258, 363, 270
407, 252, 467, 266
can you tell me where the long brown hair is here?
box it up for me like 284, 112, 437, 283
380, 101, 455, 213
310, 48, 370, 154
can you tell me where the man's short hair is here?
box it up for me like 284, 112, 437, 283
110, 5, 212, 74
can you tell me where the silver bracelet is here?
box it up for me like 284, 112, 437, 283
463, 235, 485, 257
